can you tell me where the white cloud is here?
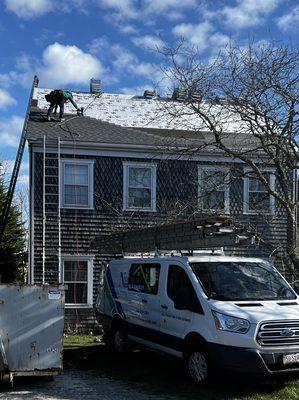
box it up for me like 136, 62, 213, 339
5, 0, 53, 19
172, 21, 230, 54
277, 5, 299, 31
59, 0, 89, 14
119, 24, 138, 35
0, 54, 36, 89
0, 116, 24, 148
98, 0, 138, 20
132, 35, 164, 50
0, 89, 17, 109
209, 32, 231, 48
5, 0, 89, 19
221, 0, 281, 29
0, 74, 14, 89
2, 46, 76, 90
99, 0, 196, 22
172, 21, 213, 51
142, 0, 196, 15
5, 0, 196, 21
39, 42, 103, 87
88, 37, 167, 90
110, 44, 162, 81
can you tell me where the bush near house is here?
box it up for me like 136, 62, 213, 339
0, 175, 26, 282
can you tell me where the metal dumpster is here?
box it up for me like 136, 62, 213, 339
0, 284, 65, 386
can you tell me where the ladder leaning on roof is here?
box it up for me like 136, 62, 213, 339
41, 135, 62, 285
0, 75, 39, 243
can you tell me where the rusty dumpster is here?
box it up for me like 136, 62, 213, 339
0, 284, 65, 386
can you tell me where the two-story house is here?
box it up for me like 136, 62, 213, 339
26, 79, 289, 330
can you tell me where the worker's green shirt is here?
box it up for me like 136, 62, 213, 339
61, 91, 78, 110
62, 91, 73, 100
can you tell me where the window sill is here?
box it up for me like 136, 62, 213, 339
243, 211, 275, 216
61, 206, 94, 210
200, 208, 230, 214
123, 208, 157, 213
65, 304, 93, 309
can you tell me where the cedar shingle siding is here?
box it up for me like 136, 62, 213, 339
28, 89, 290, 330
31, 150, 287, 330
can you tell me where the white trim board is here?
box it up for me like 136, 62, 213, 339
123, 162, 157, 212
60, 158, 94, 210
243, 168, 276, 215
29, 145, 35, 284
31, 146, 273, 164
61, 255, 94, 307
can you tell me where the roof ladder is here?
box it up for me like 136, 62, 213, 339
0, 75, 39, 243
41, 138, 61, 284
58, 136, 61, 284
42, 136, 46, 284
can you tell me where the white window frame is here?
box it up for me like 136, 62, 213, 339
60, 159, 94, 209
123, 162, 157, 212
243, 167, 275, 215
61, 255, 94, 308
198, 165, 230, 213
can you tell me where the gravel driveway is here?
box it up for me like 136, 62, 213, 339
0, 370, 171, 400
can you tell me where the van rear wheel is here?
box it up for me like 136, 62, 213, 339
185, 349, 208, 384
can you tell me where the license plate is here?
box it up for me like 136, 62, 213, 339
283, 353, 299, 365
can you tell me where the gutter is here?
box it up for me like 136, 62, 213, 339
27, 138, 268, 158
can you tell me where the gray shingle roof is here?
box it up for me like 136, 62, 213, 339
27, 109, 206, 148
28, 87, 262, 154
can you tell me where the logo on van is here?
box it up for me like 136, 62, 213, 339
281, 328, 295, 337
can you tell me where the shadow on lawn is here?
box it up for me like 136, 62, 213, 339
64, 342, 298, 400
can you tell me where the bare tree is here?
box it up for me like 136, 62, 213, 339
161, 40, 299, 274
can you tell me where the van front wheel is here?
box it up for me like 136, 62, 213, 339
113, 328, 128, 353
185, 349, 208, 384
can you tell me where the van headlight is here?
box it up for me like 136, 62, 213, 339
212, 311, 250, 334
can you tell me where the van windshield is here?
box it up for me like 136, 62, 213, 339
190, 262, 296, 301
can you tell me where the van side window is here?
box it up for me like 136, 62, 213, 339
128, 264, 160, 295
167, 265, 198, 304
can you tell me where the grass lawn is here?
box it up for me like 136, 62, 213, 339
64, 334, 299, 400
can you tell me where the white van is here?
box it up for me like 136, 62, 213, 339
95, 251, 299, 383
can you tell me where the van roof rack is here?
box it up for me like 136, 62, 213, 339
177, 248, 224, 257
122, 247, 225, 258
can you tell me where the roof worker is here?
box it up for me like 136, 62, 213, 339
45, 90, 84, 122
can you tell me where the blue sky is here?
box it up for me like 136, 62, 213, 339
0, 0, 299, 191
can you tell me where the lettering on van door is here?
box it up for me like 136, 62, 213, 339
127, 263, 161, 327
161, 312, 191, 322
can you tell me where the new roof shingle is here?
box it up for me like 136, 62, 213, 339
33, 87, 248, 133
